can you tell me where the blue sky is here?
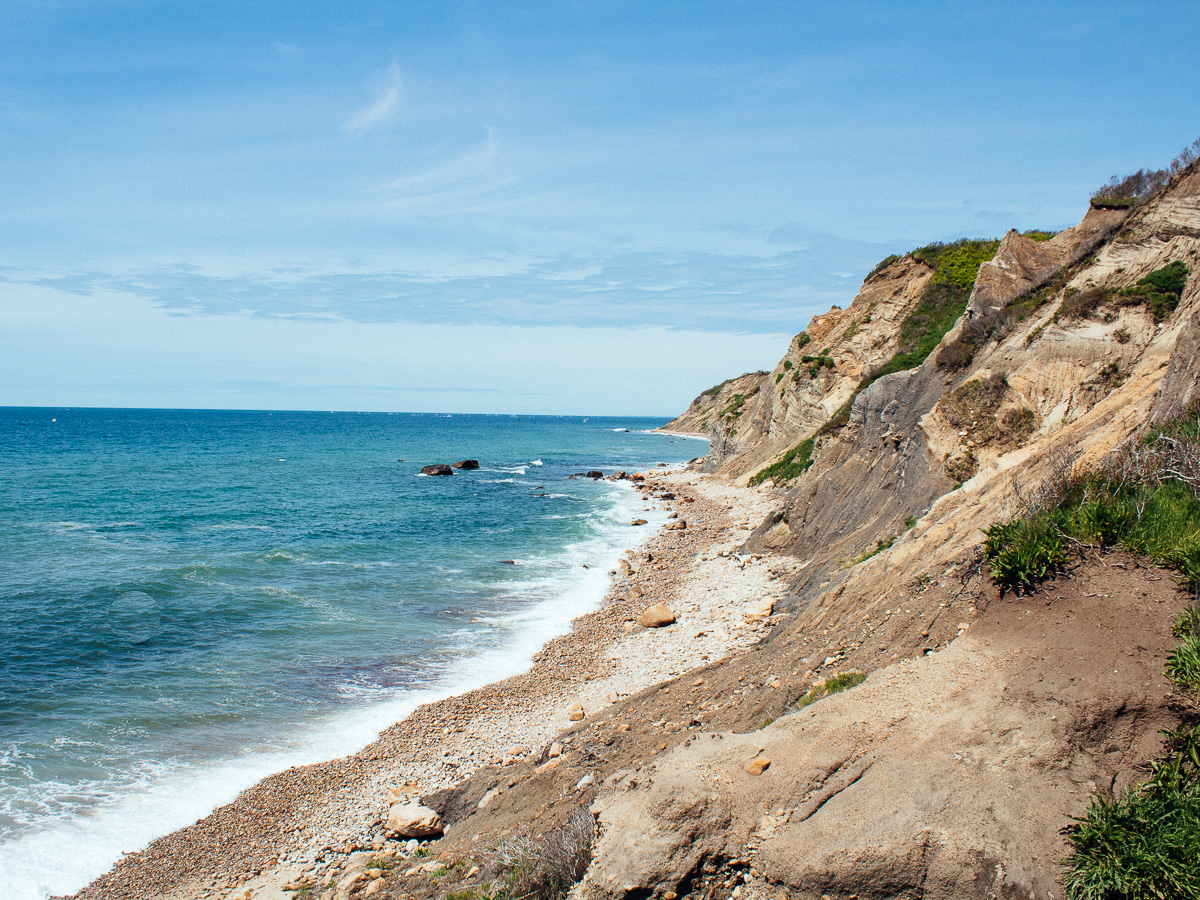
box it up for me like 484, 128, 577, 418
1, 1, 1197, 414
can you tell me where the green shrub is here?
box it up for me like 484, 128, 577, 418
750, 437, 816, 486
866, 254, 901, 281
984, 516, 1070, 594
1139, 260, 1189, 296
1089, 167, 1171, 210
1062, 725, 1200, 900
796, 332, 812, 350
1166, 603, 1200, 696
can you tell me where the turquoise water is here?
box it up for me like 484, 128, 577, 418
0, 407, 704, 899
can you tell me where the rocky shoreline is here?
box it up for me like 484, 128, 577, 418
69, 470, 796, 900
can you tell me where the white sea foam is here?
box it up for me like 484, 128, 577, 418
0, 482, 667, 900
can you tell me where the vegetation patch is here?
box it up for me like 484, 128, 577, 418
1056, 261, 1190, 325
801, 354, 836, 377
940, 374, 1010, 445
1062, 722, 1200, 900
849, 534, 896, 566
796, 672, 867, 709
750, 437, 815, 486
482, 810, 595, 900
820, 238, 1002, 433
984, 411, 1200, 596
866, 253, 902, 281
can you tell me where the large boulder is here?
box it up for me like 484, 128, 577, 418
637, 603, 676, 628
420, 464, 453, 476
385, 802, 443, 838
586, 471, 604, 479
451, 459, 480, 470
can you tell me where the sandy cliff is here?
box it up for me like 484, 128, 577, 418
72, 164, 1200, 900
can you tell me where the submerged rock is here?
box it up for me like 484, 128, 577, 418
420, 464, 453, 476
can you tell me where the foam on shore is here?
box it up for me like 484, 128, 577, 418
3, 482, 667, 900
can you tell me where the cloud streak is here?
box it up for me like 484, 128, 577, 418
346, 60, 402, 137
1, 234, 902, 335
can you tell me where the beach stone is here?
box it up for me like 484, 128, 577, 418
745, 756, 771, 776
631, 518, 648, 526
744, 598, 776, 622
451, 459, 480, 469
420, 464, 452, 476
549, 741, 563, 758
637, 603, 676, 628
665, 520, 687, 530
385, 802, 443, 838
568, 701, 586, 721
364, 881, 386, 897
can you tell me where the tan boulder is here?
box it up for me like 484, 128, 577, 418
385, 802, 443, 838
744, 756, 771, 776
637, 603, 676, 628
744, 598, 776, 622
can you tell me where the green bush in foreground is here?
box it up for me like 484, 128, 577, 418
984, 409, 1200, 898
1063, 723, 1200, 900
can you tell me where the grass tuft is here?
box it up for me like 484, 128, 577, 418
796, 672, 867, 709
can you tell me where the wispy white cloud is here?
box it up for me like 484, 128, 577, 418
379, 128, 500, 195
346, 60, 402, 137
0, 232, 901, 334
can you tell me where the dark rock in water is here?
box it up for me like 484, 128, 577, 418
420, 464, 453, 476
658, 492, 676, 500
586, 471, 604, 479
451, 459, 480, 470
533, 493, 547, 497
499, 559, 516, 565
656, 462, 667, 467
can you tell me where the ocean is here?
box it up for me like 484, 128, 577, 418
0, 407, 705, 900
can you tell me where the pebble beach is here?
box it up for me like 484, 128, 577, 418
70, 470, 795, 900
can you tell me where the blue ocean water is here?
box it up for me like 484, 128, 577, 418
0, 407, 704, 899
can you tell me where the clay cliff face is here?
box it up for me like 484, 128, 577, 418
662, 257, 935, 477
628, 163, 1200, 899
